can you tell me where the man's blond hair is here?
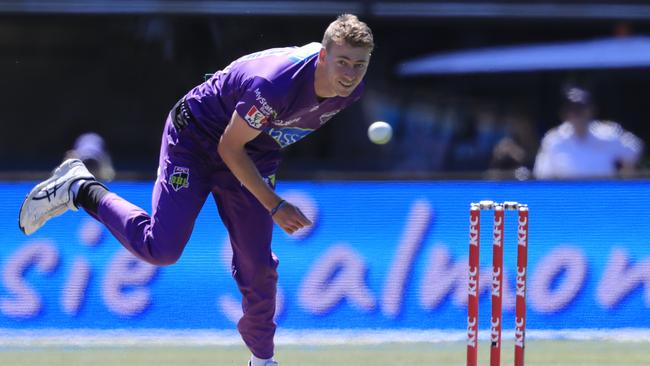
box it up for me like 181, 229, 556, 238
322, 14, 374, 52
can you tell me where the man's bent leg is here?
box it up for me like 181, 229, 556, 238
89, 118, 211, 266
213, 173, 278, 359
95, 183, 206, 266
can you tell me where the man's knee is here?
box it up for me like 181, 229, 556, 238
145, 241, 185, 266
144, 230, 189, 266
150, 251, 182, 266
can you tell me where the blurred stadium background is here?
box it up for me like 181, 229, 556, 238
3, 1, 650, 365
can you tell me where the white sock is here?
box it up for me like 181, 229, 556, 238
250, 355, 274, 366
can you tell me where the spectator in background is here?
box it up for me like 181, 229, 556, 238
534, 86, 644, 179
396, 90, 456, 172
64, 132, 115, 181
449, 101, 506, 171
488, 106, 539, 180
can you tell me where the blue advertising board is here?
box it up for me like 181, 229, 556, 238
1, 181, 650, 332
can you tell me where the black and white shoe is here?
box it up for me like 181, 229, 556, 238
19, 159, 95, 235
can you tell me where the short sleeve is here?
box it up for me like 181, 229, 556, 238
533, 145, 553, 179
533, 129, 559, 179
235, 77, 282, 130
593, 121, 644, 163
615, 130, 644, 163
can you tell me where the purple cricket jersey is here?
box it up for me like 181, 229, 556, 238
184, 42, 364, 173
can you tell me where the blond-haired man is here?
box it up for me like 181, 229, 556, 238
20, 14, 373, 366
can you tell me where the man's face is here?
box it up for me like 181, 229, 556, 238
319, 41, 371, 97
565, 106, 593, 126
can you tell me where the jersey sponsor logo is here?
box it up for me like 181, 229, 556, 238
254, 88, 277, 118
267, 127, 314, 148
319, 109, 340, 125
245, 105, 268, 128
273, 117, 301, 127
169, 166, 190, 191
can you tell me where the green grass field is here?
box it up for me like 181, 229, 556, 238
3, 340, 650, 366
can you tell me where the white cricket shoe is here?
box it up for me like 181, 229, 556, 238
19, 159, 95, 235
248, 360, 278, 366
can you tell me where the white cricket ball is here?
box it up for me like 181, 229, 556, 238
368, 121, 392, 145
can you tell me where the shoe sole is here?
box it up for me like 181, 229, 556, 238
18, 159, 82, 235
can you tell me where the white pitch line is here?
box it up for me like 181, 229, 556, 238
1, 329, 650, 347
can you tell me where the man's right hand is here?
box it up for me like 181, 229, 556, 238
271, 201, 312, 235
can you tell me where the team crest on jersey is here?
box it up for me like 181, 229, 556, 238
319, 109, 341, 125
245, 105, 268, 128
169, 166, 190, 191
